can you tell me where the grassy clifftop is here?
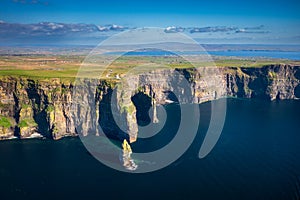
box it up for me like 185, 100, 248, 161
1, 54, 299, 81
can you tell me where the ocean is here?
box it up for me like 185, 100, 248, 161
0, 98, 300, 200
106, 50, 300, 60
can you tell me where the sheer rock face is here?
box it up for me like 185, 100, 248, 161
225, 65, 300, 100
0, 64, 299, 141
0, 78, 15, 139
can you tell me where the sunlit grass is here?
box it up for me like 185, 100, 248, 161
0, 55, 299, 81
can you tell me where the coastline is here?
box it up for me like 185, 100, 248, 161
0, 64, 299, 142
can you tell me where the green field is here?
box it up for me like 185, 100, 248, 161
0, 54, 299, 81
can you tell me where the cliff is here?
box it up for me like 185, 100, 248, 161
0, 64, 299, 141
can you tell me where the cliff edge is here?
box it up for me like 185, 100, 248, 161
0, 64, 299, 141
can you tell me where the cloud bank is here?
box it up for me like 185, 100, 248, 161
163, 25, 268, 34
0, 21, 268, 37
0, 21, 279, 45
0, 22, 129, 37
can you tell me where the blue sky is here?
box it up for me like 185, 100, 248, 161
0, 0, 300, 44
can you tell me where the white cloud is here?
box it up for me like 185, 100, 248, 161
164, 26, 185, 33
97, 24, 128, 32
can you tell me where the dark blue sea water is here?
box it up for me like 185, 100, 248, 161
107, 50, 300, 60
209, 50, 300, 60
0, 98, 300, 200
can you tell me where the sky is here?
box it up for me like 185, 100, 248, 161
0, 0, 300, 45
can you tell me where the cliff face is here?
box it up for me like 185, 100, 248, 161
0, 64, 299, 141
0, 78, 77, 140
226, 65, 300, 100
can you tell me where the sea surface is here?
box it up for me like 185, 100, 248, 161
0, 98, 300, 200
106, 50, 300, 60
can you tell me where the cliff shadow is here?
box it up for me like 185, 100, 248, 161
294, 68, 300, 80
25, 79, 51, 138
131, 92, 152, 126
98, 88, 129, 141
294, 84, 300, 98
